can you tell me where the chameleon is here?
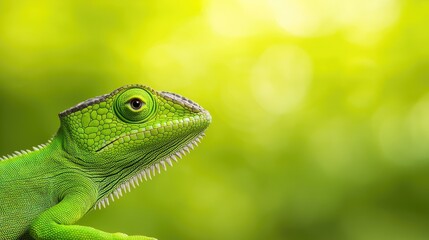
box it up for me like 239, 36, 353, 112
0, 84, 211, 239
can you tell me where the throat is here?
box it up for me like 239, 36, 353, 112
93, 132, 206, 210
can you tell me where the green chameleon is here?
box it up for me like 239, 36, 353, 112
0, 84, 211, 239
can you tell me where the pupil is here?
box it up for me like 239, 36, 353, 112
131, 99, 143, 110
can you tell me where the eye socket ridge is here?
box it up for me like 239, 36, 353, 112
128, 98, 145, 110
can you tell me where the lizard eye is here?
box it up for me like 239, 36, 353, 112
129, 98, 145, 110
114, 88, 156, 123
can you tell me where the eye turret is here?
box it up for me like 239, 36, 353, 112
114, 88, 157, 123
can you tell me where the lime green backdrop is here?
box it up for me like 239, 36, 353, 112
1, 1, 429, 240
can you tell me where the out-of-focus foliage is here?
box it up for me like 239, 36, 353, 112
1, 0, 429, 239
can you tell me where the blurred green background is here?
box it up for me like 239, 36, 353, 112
1, 0, 429, 239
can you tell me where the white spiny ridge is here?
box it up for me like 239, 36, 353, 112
155, 163, 161, 174
165, 157, 173, 167
93, 132, 205, 210
0, 138, 54, 162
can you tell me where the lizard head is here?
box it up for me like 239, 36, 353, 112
58, 84, 211, 208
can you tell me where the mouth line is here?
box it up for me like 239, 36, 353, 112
93, 131, 206, 210
95, 113, 209, 153
96, 138, 118, 152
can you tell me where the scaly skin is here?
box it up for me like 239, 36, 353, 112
0, 85, 211, 239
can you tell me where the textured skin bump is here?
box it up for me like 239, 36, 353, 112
0, 84, 211, 239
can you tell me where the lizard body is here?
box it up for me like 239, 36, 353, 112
0, 84, 211, 239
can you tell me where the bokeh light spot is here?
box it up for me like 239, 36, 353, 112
407, 94, 429, 160
269, 0, 400, 42
251, 45, 312, 115
268, 0, 332, 37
